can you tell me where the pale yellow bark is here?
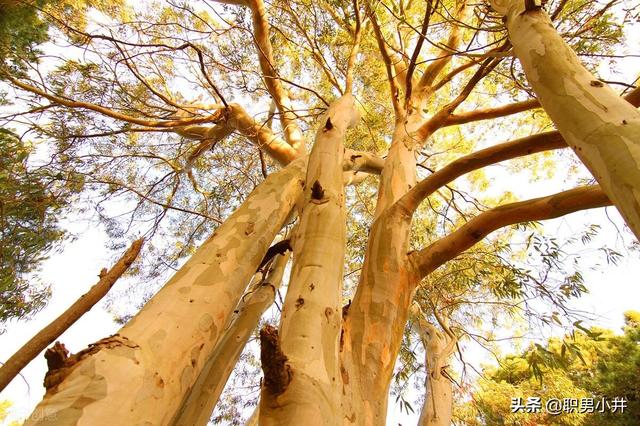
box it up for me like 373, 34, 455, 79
170, 253, 290, 426
260, 94, 359, 425
493, 1, 640, 240
25, 159, 306, 426
411, 308, 456, 426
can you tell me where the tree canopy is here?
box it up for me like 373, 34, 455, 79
0, 0, 639, 424
460, 311, 640, 425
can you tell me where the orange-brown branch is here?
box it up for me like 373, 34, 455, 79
415, 1, 469, 92
411, 186, 611, 278
397, 131, 565, 213
444, 98, 541, 127
402, 82, 640, 213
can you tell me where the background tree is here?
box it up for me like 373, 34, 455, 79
459, 311, 640, 425
0, 129, 69, 327
0, 0, 117, 328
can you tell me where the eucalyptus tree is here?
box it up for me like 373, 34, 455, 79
1, 0, 639, 424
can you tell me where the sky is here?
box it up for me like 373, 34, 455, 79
0, 222, 121, 423
1, 3, 640, 426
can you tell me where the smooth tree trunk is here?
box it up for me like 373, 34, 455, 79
24, 159, 306, 425
170, 252, 290, 426
0, 239, 144, 392
492, 0, 640, 240
259, 94, 359, 425
412, 310, 456, 426
338, 6, 474, 419
341, 110, 422, 425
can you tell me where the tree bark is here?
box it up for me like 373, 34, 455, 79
259, 94, 358, 425
170, 252, 290, 426
341, 109, 422, 425
0, 239, 144, 393
24, 159, 306, 425
412, 309, 456, 426
492, 1, 640, 240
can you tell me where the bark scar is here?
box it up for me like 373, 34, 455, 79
43, 335, 139, 393
311, 180, 325, 200
324, 117, 333, 131
324, 307, 334, 322
259, 325, 291, 396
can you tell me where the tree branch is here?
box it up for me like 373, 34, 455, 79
415, 1, 469, 93
344, 0, 363, 94
417, 53, 506, 140
444, 98, 541, 127
0, 239, 144, 392
7, 75, 225, 128
174, 103, 298, 166
398, 82, 640, 212
404, 0, 435, 101
411, 186, 611, 278
367, 2, 404, 116
396, 131, 565, 214
245, 0, 306, 153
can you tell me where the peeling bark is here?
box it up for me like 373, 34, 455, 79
493, 1, 640, 240
24, 160, 306, 425
260, 94, 358, 425
170, 253, 290, 426
341, 110, 422, 425
260, 324, 291, 396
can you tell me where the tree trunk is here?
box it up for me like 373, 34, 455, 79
170, 252, 290, 426
24, 159, 306, 425
0, 238, 144, 393
493, 0, 640, 240
413, 312, 456, 426
341, 111, 422, 425
259, 94, 358, 425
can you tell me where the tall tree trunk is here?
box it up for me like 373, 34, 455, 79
341, 111, 422, 425
170, 252, 290, 426
24, 159, 306, 425
492, 0, 640, 240
412, 310, 456, 426
259, 94, 358, 425
0, 239, 144, 392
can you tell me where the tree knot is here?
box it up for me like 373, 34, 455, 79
311, 180, 325, 200
260, 325, 291, 396
323, 117, 333, 132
